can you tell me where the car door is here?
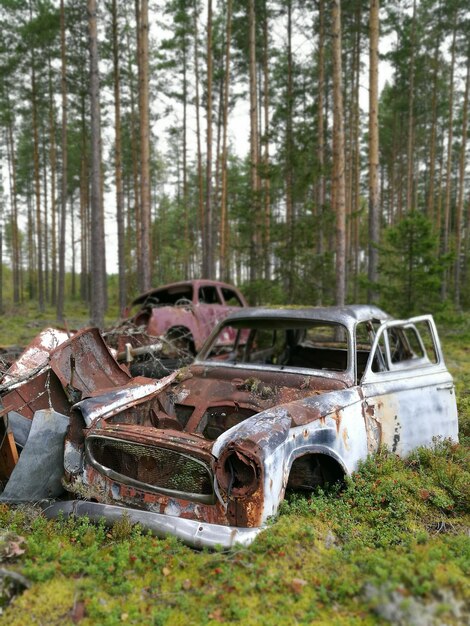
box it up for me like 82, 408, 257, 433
360, 315, 458, 456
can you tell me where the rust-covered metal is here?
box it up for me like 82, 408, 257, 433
0, 328, 131, 422
107, 280, 247, 359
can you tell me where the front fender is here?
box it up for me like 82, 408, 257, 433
212, 388, 367, 527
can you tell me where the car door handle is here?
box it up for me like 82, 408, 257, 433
437, 383, 454, 391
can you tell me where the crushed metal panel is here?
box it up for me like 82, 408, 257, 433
1, 328, 70, 386
0, 409, 69, 502
1, 369, 71, 420
72, 372, 178, 426
49, 327, 131, 397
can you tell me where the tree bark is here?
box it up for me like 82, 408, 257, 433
219, 0, 232, 282
248, 0, 260, 286
405, 0, 416, 212
286, 0, 295, 300
368, 0, 380, 301
454, 54, 469, 308
316, 0, 325, 304
137, 0, 152, 291
6, 116, 21, 305
262, 0, 271, 282
193, 0, 204, 261
57, 0, 68, 323
427, 28, 441, 222
331, 0, 347, 306
48, 57, 57, 307
88, 0, 107, 327
441, 23, 457, 300
202, 0, 214, 278
112, 0, 127, 314
31, 61, 44, 312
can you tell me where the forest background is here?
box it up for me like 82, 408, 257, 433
1, 0, 470, 333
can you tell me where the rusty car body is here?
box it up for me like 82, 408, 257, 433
3, 305, 453, 549
109, 280, 247, 376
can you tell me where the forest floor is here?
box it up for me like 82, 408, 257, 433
0, 309, 468, 625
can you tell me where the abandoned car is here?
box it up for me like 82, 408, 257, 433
0, 306, 458, 548
107, 279, 247, 377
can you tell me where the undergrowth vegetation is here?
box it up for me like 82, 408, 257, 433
0, 319, 468, 624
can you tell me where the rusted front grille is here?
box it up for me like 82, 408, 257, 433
86, 436, 214, 504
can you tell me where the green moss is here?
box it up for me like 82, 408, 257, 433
0, 320, 469, 624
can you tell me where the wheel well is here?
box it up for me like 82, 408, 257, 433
286, 453, 345, 493
166, 326, 195, 354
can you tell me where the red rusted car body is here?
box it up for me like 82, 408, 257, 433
119, 280, 247, 354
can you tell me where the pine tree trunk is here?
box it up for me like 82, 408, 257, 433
454, 55, 469, 308
248, 0, 260, 287
88, 0, 107, 327
48, 57, 57, 307
42, 139, 50, 304
112, 0, 127, 314
316, 0, 325, 304
285, 0, 294, 301
441, 24, 457, 300
368, 0, 380, 301
193, 0, 204, 262
220, 0, 232, 282
331, 0, 347, 306
80, 99, 89, 304
57, 0, 68, 322
262, 0, 271, 282
406, 0, 416, 212
350, 6, 361, 299
182, 32, 190, 279
137, 0, 152, 291
31, 61, 44, 312
427, 35, 441, 222
6, 118, 21, 305
202, 0, 214, 278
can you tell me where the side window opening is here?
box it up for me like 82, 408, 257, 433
198, 286, 221, 304
366, 318, 438, 378
221, 288, 242, 307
